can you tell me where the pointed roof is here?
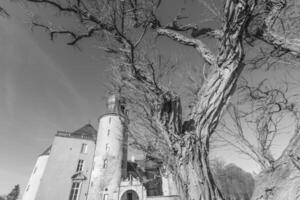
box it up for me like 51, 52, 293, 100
56, 124, 97, 141
39, 145, 52, 156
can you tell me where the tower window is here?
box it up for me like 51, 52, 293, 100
105, 144, 110, 152
109, 117, 112, 124
107, 129, 110, 136
103, 159, 108, 168
69, 182, 81, 200
76, 160, 84, 172
80, 144, 88, 154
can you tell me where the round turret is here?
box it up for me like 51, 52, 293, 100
87, 95, 128, 200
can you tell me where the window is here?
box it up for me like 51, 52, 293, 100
80, 144, 87, 154
105, 144, 110, 152
76, 160, 84, 172
107, 129, 110, 136
109, 117, 112, 124
103, 159, 108, 168
103, 194, 108, 200
69, 182, 81, 200
26, 185, 30, 192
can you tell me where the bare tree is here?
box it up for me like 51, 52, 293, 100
214, 78, 300, 200
15, 0, 256, 199
217, 80, 298, 170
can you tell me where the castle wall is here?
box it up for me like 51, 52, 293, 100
22, 155, 49, 200
36, 136, 95, 200
87, 114, 127, 200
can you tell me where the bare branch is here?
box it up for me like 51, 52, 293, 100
157, 28, 216, 65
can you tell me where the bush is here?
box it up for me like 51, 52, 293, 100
212, 160, 255, 200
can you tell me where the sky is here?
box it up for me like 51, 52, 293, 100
0, 0, 299, 196
0, 1, 111, 194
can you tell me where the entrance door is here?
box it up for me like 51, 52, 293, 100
120, 190, 139, 200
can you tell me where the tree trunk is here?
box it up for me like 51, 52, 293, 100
169, 1, 256, 199
175, 138, 223, 200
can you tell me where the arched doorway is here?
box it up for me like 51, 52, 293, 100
120, 190, 139, 200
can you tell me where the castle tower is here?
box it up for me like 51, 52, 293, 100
87, 95, 128, 200
22, 146, 51, 200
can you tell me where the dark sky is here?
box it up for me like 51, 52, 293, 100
0, 0, 299, 196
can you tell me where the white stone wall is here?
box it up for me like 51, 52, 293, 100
87, 114, 127, 200
35, 136, 95, 200
22, 155, 49, 200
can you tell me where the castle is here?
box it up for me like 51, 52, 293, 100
21, 95, 179, 200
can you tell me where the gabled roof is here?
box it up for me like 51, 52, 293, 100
39, 145, 52, 156
71, 124, 97, 140
56, 124, 97, 141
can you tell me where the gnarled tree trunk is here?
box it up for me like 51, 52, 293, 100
156, 1, 256, 199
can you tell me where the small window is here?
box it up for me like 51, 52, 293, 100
76, 160, 84, 172
109, 117, 112, 124
80, 144, 88, 154
105, 144, 110, 152
69, 182, 81, 200
26, 185, 30, 192
103, 159, 108, 168
107, 129, 110, 136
